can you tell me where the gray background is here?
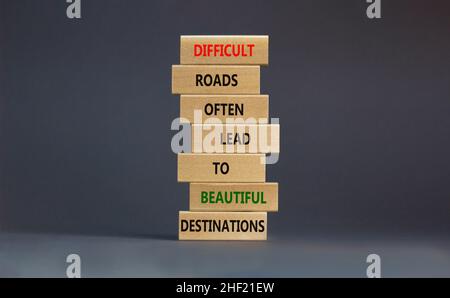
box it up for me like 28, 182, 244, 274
1, 0, 450, 277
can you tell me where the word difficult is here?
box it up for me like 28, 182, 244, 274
180, 35, 269, 65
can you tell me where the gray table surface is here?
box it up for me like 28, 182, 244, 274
1, 232, 449, 277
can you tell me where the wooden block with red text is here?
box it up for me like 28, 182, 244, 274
180, 35, 269, 65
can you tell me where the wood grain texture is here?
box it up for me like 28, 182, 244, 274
179, 211, 267, 240
191, 124, 280, 154
180, 35, 269, 65
190, 183, 278, 212
180, 95, 269, 124
171, 65, 260, 95
177, 153, 265, 182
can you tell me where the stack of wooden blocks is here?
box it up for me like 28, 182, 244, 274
172, 35, 279, 240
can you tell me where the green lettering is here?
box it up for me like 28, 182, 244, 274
216, 191, 224, 204
225, 191, 232, 204
245, 192, 251, 203
201, 191, 208, 204
260, 192, 266, 204
237, 191, 244, 204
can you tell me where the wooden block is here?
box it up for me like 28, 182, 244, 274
180, 95, 269, 124
172, 65, 260, 95
180, 35, 269, 65
179, 211, 267, 240
178, 153, 265, 182
190, 183, 278, 212
192, 124, 280, 153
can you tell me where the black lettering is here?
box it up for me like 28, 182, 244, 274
213, 220, 221, 232
204, 74, 212, 86
241, 220, 249, 232
250, 220, 258, 232
204, 103, 213, 115
189, 219, 195, 232
222, 220, 229, 232
243, 133, 250, 145
213, 162, 229, 174
221, 162, 229, 174
213, 162, 220, 174
181, 220, 189, 232
196, 219, 203, 232
235, 104, 243, 116
196, 74, 203, 86
213, 74, 221, 86
222, 74, 231, 86
258, 220, 265, 232
197, 74, 238, 88
231, 74, 238, 86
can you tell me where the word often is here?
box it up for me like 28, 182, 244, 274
179, 95, 269, 124
204, 103, 244, 116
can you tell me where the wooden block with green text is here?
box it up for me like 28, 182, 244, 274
190, 183, 278, 212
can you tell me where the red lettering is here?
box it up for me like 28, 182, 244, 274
248, 44, 255, 56
207, 44, 213, 56
241, 44, 247, 57
224, 44, 231, 56
193, 43, 257, 57
214, 44, 221, 56
194, 44, 202, 56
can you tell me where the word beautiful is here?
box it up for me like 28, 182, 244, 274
194, 43, 255, 57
